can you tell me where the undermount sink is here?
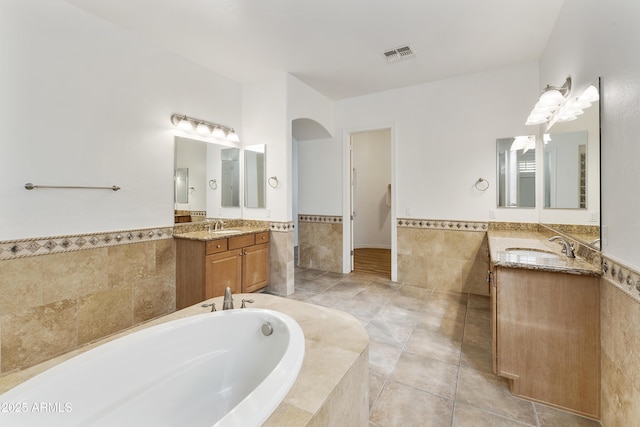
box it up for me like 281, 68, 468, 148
504, 248, 561, 259
210, 229, 242, 234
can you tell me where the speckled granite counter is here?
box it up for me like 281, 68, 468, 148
174, 225, 271, 242
0, 294, 369, 426
488, 230, 601, 276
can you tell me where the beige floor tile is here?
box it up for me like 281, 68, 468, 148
453, 402, 535, 426
535, 403, 602, 426
398, 285, 433, 300
391, 352, 459, 399
369, 372, 386, 410
460, 341, 493, 373
467, 294, 491, 311
404, 329, 462, 365
370, 381, 454, 427
465, 307, 491, 327
416, 312, 465, 340
462, 321, 492, 347
422, 298, 468, 322
295, 278, 337, 293
456, 367, 537, 425
366, 317, 414, 349
368, 340, 402, 377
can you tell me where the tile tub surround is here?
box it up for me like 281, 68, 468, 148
0, 294, 370, 427
397, 219, 490, 295
298, 215, 343, 273
0, 227, 176, 374
278, 267, 601, 426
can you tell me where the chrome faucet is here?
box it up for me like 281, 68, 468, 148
214, 219, 225, 231
222, 286, 234, 310
549, 236, 576, 258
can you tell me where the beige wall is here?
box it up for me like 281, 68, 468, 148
0, 232, 175, 374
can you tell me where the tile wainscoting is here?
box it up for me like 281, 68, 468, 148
600, 254, 640, 427
397, 219, 490, 296
298, 215, 343, 274
0, 227, 176, 374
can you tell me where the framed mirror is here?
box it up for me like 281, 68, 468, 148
174, 136, 240, 223
496, 135, 536, 208
540, 78, 600, 248
244, 144, 266, 208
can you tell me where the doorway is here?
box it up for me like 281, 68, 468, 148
350, 129, 392, 279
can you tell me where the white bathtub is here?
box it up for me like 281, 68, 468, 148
0, 308, 305, 427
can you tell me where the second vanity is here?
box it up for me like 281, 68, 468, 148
175, 225, 271, 310
488, 228, 602, 419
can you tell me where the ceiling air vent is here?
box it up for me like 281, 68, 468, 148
383, 45, 416, 64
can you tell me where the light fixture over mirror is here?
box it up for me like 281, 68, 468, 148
170, 114, 239, 143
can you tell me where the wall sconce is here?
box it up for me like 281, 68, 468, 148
170, 114, 240, 142
525, 77, 572, 126
525, 78, 599, 130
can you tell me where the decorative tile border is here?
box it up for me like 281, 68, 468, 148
270, 221, 295, 232
602, 255, 640, 304
299, 215, 343, 224
0, 226, 174, 261
398, 218, 488, 232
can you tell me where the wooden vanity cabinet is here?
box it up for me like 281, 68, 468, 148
490, 266, 600, 418
176, 231, 270, 309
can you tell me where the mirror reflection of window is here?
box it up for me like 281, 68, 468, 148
221, 148, 240, 207
543, 131, 588, 209
496, 135, 536, 208
244, 144, 266, 208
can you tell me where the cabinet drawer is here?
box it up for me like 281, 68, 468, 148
255, 231, 270, 244
206, 239, 228, 254
229, 233, 255, 249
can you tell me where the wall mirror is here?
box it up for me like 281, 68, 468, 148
174, 136, 240, 223
543, 130, 588, 209
221, 148, 240, 207
244, 144, 266, 208
496, 135, 536, 208
540, 78, 600, 248
174, 168, 189, 204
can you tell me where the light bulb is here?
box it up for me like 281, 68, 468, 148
212, 127, 226, 139
226, 129, 240, 142
196, 121, 210, 134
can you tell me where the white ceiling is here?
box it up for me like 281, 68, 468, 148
65, 0, 564, 100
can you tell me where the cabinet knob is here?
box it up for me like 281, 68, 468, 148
261, 236, 265, 240
244, 251, 248, 255
216, 244, 221, 248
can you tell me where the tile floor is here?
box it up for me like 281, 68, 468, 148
274, 268, 602, 427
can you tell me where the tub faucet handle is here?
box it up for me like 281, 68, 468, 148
241, 299, 254, 308
201, 302, 216, 312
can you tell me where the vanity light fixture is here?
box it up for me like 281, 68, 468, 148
170, 114, 240, 143
525, 77, 572, 126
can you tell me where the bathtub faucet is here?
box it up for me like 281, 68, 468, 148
222, 287, 234, 310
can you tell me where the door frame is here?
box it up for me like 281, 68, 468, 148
342, 123, 397, 281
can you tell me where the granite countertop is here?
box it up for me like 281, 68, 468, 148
488, 230, 601, 276
174, 226, 270, 242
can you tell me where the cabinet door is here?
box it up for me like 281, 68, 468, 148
242, 242, 270, 293
205, 250, 242, 299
